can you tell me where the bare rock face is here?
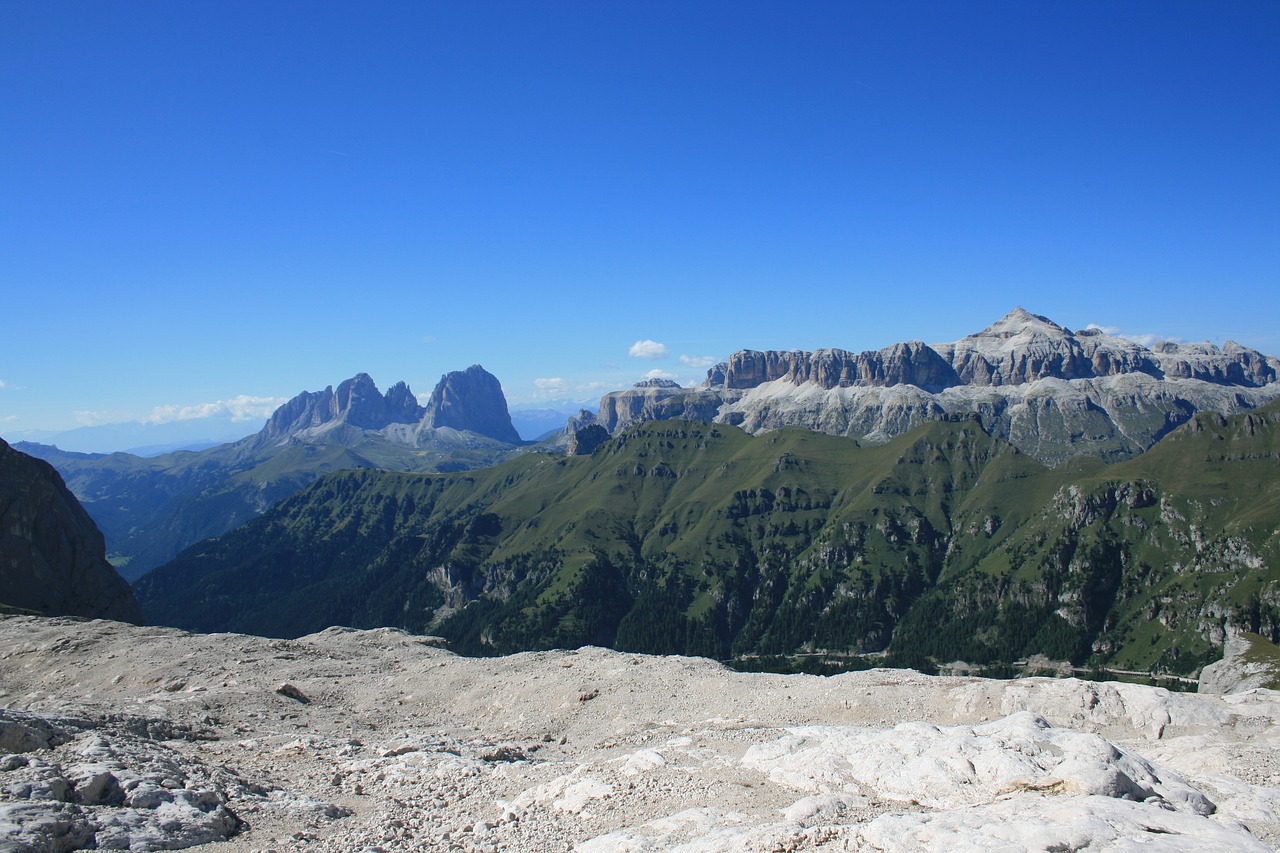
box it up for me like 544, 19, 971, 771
419, 365, 522, 445
1157, 340, 1279, 386
255, 372, 427, 445
1199, 633, 1280, 694
567, 424, 611, 456
597, 380, 691, 434
383, 380, 423, 424
255, 366, 522, 449
588, 308, 1280, 464
721, 342, 960, 392
0, 439, 141, 623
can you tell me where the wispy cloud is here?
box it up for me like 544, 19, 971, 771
529, 378, 612, 402
1085, 324, 1180, 349
0, 379, 6, 389
534, 377, 569, 398
74, 410, 133, 427
642, 368, 677, 381
145, 395, 289, 425
628, 339, 669, 360
679, 354, 718, 369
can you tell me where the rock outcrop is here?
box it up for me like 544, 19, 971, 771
0, 438, 142, 623
566, 423, 610, 456
256, 366, 521, 449
1199, 632, 1280, 694
256, 372, 426, 445
590, 308, 1280, 464
419, 364, 522, 445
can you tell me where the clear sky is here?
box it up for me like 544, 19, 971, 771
3, 1, 1278, 435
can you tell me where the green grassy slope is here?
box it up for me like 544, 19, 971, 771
135, 402, 1280, 674
21, 431, 519, 580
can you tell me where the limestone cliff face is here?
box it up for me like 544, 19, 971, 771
420, 365, 522, 445
256, 372, 426, 446
721, 342, 959, 392
1156, 341, 1278, 387
0, 438, 142, 623
597, 380, 721, 435
255, 366, 521, 449
588, 308, 1280, 464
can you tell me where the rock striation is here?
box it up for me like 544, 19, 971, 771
591, 308, 1280, 463
0, 438, 141, 623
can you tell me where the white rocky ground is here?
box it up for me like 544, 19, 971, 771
2, 616, 1278, 852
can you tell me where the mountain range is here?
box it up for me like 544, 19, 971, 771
11, 307, 1280, 661
17, 366, 525, 580
135, 397, 1280, 676
582, 308, 1280, 464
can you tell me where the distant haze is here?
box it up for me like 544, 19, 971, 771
10, 417, 266, 456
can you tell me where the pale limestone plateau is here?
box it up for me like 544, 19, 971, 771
2, 616, 1278, 852
586, 309, 1280, 464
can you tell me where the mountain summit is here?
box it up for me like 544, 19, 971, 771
255, 365, 520, 449
420, 365, 522, 444
586, 308, 1280, 464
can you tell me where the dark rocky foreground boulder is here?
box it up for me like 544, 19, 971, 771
0, 437, 142, 623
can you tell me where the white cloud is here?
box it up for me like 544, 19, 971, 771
1, 415, 16, 423
679, 354, 718, 369
1085, 324, 1180, 349
0, 379, 6, 389
1124, 333, 1176, 348
527, 378, 612, 402
533, 377, 569, 398
628, 339, 669, 360
144, 395, 289, 425
642, 369, 677, 381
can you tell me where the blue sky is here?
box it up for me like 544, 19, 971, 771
2, 1, 1278, 438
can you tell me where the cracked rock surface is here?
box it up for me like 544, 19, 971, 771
2, 615, 1278, 852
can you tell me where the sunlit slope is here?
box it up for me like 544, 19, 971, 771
137, 403, 1280, 675
21, 431, 516, 580
896, 400, 1280, 672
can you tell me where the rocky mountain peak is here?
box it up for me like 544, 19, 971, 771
634, 378, 682, 389
384, 381, 423, 423
333, 373, 399, 430
420, 365, 521, 445
973, 306, 1069, 341
257, 373, 425, 444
